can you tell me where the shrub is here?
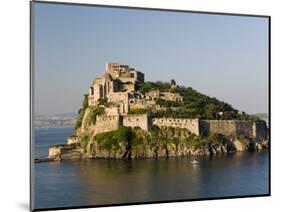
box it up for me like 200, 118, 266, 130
74, 95, 89, 134
139, 81, 171, 93
129, 108, 152, 115
80, 134, 91, 150
208, 133, 225, 145
143, 83, 259, 120
94, 127, 136, 152
87, 106, 105, 125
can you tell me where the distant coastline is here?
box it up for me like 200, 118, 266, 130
34, 125, 75, 129
34, 113, 77, 127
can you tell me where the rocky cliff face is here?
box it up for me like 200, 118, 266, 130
71, 124, 269, 160
65, 104, 269, 160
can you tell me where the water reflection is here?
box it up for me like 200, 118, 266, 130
64, 152, 269, 206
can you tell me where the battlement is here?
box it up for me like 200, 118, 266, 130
123, 114, 151, 131
153, 118, 200, 135
94, 115, 121, 135
91, 113, 268, 142
94, 114, 151, 133
96, 115, 120, 121
94, 115, 199, 135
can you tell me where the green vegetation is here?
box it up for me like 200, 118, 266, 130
86, 106, 105, 125
94, 127, 135, 156
137, 81, 259, 120
252, 113, 268, 120
237, 135, 252, 145
73, 94, 105, 134
74, 94, 89, 134
172, 86, 260, 120
80, 134, 91, 149
208, 133, 225, 145
236, 113, 260, 121
97, 98, 107, 105
139, 81, 171, 93
97, 98, 116, 107
88, 126, 231, 159
155, 98, 182, 107
90, 125, 229, 158
168, 86, 236, 119
129, 108, 153, 115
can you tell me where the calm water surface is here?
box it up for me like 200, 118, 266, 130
33, 126, 269, 209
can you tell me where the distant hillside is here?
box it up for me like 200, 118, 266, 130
54, 112, 78, 119
34, 113, 77, 127
252, 113, 268, 119
251, 113, 268, 124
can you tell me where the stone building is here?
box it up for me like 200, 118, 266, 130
160, 92, 183, 102
90, 115, 267, 140
94, 114, 151, 135
88, 63, 144, 107
145, 89, 183, 102
88, 62, 183, 115
200, 120, 268, 142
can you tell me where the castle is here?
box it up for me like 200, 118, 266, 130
47, 62, 268, 159
75, 63, 267, 142
87, 63, 183, 115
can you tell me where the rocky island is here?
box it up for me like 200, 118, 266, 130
42, 63, 269, 162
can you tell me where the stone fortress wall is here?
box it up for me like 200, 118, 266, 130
123, 114, 151, 131
93, 115, 267, 142
252, 121, 268, 142
94, 115, 121, 135
59, 117, 268, 158
94, 114, 151, 135
200, 120, 268, 142
200, 120, 238, 137
152, 118, 200, 135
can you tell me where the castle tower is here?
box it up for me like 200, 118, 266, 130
88, 62, 144, 107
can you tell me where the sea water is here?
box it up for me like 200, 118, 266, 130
33, 126, 269, 209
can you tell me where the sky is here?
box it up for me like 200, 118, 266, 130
33, 2, 269, 116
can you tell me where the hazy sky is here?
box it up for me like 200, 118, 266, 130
33, 2, 269, 116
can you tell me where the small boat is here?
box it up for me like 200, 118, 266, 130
190, 159, 200, 164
